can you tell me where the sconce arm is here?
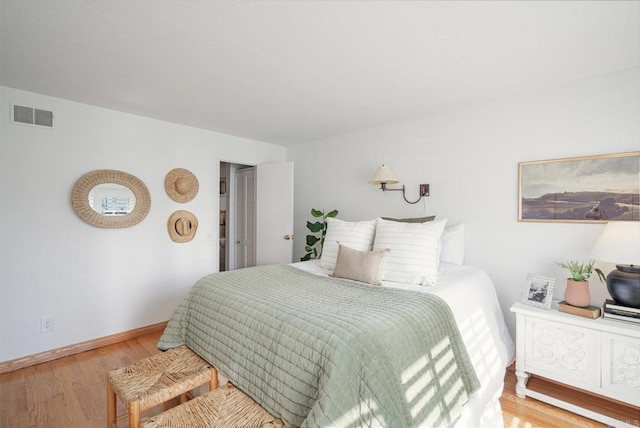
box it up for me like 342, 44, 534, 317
379, 183, 429, 204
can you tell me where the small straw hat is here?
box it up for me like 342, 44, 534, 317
165, 168, 199, 203
168, 210, 198, 243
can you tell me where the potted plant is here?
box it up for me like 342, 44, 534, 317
300, 208, 338, 261
556, 260, 606, 307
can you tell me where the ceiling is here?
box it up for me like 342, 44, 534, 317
1, 1, 638, 146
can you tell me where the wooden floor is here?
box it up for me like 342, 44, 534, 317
0, 331, 637, 427
501, 368, 638, 428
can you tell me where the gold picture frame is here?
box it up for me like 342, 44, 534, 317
518, 151, 639, 223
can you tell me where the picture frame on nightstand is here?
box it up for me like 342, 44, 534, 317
521, 273, 555, 310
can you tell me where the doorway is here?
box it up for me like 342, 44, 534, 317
219, 161, 294, 271
234, 166, 256, 269
219, 161, 254, 271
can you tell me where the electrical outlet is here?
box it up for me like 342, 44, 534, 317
419, 184, 430, 197
41, 317, 54, 333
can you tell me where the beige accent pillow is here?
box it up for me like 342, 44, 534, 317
331, 242, 390, 285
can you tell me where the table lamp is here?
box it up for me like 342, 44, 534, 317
590, 221, 640, 308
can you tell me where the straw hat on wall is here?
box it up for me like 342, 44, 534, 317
165, 168, 199, 203
168, 210, 198, 243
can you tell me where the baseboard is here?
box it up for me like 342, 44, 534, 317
0, 321, 168, 374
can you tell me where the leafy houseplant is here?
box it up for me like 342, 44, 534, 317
301, 208, 338, 261
556, 260, 605, 307
556, 260, 606, 283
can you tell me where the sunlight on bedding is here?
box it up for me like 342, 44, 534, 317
331, 399, 385, 428
401, 336, 469, 426
443, 378, 466, 411
438, 355, 459, 386
404, 362, 435, 403
457, 307, 501, 385
481, 392, 505, 425
410, 385, 437, 419
401, 336, 451, 391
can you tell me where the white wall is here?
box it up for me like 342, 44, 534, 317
2, 68, 637, 362
287, 67, 640, 338
0, 87, 285, 362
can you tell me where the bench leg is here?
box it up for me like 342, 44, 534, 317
107, 381, 117, 428
128, 400, 140, 428
210, 367, 218, 390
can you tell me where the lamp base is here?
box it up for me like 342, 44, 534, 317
607, 264, 640, 309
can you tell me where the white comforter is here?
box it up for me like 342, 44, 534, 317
292, 260, 515, 428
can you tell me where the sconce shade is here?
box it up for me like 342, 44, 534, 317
370, 165, 399, 185
590, 222, 640, 265
591, 221, 640, 308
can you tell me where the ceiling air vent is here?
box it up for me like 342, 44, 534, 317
12, 104, 54, 128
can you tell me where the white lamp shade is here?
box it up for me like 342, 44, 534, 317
370, 165, 399, 185
591, 222, 640, 265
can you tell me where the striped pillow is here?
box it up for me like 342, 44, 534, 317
320, 218, 377, 271
373, 218, 447, 285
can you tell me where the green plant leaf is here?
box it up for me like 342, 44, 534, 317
301, 208, 338, 261
307, 221, 324, 233
555, 260, 596, 281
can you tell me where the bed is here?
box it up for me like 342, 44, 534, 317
158, 218, 515, 427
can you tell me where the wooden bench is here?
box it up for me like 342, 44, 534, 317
142, 383, 284, 428
107, 345, 218, 428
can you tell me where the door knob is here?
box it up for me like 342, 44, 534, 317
284, 235, 292, 240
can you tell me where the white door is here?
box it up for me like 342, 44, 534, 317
234, 167, 256, 269
256, 162, 294, 265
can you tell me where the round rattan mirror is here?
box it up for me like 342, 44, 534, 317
71, 169, 151, 228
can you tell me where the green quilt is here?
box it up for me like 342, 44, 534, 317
158, 264, 479, 428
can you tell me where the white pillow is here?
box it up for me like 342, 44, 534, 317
373, 218, 447, 285
320, 218, 377, 270
440, 223, 465, 265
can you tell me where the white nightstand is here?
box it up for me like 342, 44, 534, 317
511, 301, 640, 428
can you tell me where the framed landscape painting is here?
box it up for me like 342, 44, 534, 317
519, 151, 640, 223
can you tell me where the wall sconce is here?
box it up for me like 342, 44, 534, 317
369, 165, 429, 205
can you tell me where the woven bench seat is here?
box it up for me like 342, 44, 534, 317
107, 345, 218, 428
142, 383, 284, 428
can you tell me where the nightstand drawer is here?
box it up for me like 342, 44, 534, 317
601, 332, 640, 406
525, 317, 599, 387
